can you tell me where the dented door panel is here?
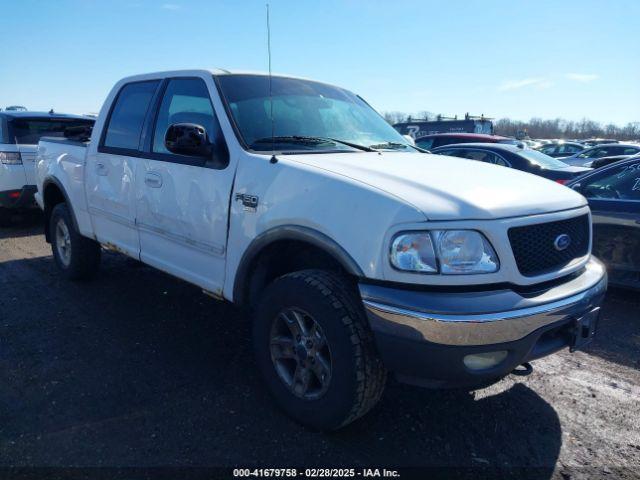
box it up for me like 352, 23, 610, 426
135, 158, 233, 293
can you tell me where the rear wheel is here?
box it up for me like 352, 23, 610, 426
50, 203, 101, 280
253, 270, 387, 430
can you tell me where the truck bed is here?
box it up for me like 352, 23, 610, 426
35, 137, 90, 214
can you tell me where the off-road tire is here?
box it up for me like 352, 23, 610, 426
50, 203, 101, 280
253, 269, 387, 430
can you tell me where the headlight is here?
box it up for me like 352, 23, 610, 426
390, 230, 499, 275
434, 230, 499, 274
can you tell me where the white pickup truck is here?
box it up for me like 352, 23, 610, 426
36, 70, 607, 430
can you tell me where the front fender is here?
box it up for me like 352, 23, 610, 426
222, 154, 425, 301
232, 224, 365, 305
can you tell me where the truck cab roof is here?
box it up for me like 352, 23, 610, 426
115, 69, 326, 86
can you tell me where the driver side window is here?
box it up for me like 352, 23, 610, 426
152, 78, 227, 166
582, 162, 640, 201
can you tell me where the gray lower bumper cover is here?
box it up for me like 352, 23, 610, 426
360, 257, 607, 347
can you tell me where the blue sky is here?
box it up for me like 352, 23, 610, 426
1, 0, 638, 125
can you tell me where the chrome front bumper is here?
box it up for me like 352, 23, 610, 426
361, 257, 607, 347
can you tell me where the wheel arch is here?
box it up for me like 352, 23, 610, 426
42, 177, 79, 243
232, 225, 364, 307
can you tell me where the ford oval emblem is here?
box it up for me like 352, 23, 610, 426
554, 234, 571, 251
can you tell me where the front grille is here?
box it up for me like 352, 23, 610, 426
508, 214, 590, 277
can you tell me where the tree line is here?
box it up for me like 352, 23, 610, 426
383, 111, 640, 140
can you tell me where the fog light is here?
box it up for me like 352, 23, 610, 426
463, 351, 508, 370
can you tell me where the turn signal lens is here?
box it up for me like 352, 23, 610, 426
390, 232, 438, 273
0, 152, 22, 165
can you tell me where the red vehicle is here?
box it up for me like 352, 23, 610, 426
414, 133, 519, 150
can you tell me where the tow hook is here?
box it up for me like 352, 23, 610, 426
511, 362, 533, 377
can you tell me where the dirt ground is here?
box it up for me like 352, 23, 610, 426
0, 212, 638, 479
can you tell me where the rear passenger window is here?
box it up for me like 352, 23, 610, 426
485, 152, 509, 167
590, 148, 609, 158
540, 145, 556, 154
103, 81, 160, 151
558, 144, 581, 154
460, 150, 509, 167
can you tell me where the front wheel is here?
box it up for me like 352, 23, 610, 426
50, 203, 101, 280
253, 270, 387, 430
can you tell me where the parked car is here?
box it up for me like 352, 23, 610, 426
36, 70, 606, 430
0, 111, 94, 225
411, 133, 518, 150
567, 157, 640, 289
431, 143, 590, 183
561, 143, 640, 167
581, 138, 619, 146
537, 141, 585, 158
590, 153, 639, 170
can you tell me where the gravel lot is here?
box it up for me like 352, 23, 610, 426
0, 212, 639, 478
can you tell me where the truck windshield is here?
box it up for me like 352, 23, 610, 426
216, 74, 414, 153
8, 118, 95, 145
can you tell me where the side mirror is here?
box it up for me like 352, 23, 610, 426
165, 123, 213, 158
571, 182, 582, 192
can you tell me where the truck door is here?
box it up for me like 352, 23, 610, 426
134, 76, 233, 294
85, 80, 161, 258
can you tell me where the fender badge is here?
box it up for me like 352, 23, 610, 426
235, 193, 259, 212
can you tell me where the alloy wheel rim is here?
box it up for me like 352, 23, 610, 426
55, 219, 72, 267
269, 307, 333, 400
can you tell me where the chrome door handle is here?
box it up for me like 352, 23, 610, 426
144, 172, 163, 188
95, 162, 108, 176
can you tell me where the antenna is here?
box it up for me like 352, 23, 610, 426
266, 3, 277, 164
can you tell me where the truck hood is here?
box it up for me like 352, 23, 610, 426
286, 152, 587, 220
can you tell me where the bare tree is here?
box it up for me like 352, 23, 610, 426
382, 111, 639, 140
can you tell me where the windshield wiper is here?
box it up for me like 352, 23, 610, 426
368, 141, 428, 153
368, 141, 407, 150
251, 136, 377, 152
